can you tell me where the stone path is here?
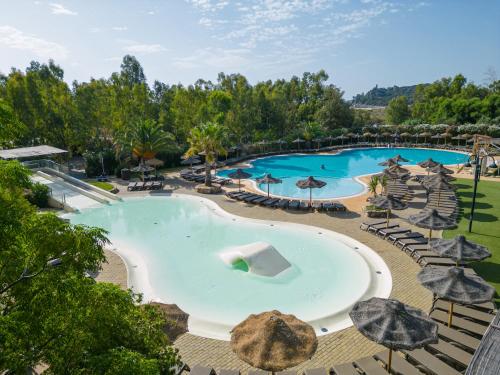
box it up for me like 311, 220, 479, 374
97, 174, 433, 371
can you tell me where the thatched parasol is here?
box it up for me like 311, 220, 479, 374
296, 176, 326, 206
430, 163, 454, 175
423, 177, 456, 207
371, 194, 408, 227
422, 172, 455, 185
228, 169, 252, 192
131, 163, 155, 180
350, 297, 438, 373
419, 132, 432, 143
378, 158, 397, 167
149, 302, 189, 342
180, 156, 201, 171
382, 169, 411, 181
387, 164, 410, 175
408, 209, 456, 239
363, 132, 374, 138
230, 310, 318, 373
146, 158, 164, 167
257, 174, 282, 197
417, 267, 495, 327
292, 138, 305, 150
429, 235, 491, 264
392, 154, 409, 164
418, 158, 439, 174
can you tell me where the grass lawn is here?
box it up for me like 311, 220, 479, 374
87, 181, 115, 191
443, 178, 500, 304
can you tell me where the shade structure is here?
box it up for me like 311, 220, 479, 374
430, 163, 454, 175
378, 158, 397, 167
292, 138, 305, 150
422, 172, 455, 185
228, 169, 252, 192
180, 156, 201, 171
419, 132, 432, 143
417, 267, 495, 327
429, 235, 491, 263
424, 177, 456, 207
363, 132, 374, 138
408, 209, 456, 239
400, 132, 411, 138
257, 173, 283, 197
296, 176, 326, 205
131, 163, 155, 180
382, 169, 411, 181
392, 154, 409, 163
145, 158, 164, 167
418, 158, 439, 169
350, 297, 438, 373
149, 302, 189, 342
230, 310, 318, 372
387, 164, 410, 175
371, 194, 408, 227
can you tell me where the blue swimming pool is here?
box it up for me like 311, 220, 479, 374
218, 148, 468, 199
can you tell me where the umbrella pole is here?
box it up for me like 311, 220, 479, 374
448, 302, 454, 327
310, 188, 312, 207
429, 228, 433, 239
437, 190, 441, 207
387, 348, 393, 373
267, 184, 270, 197
238, 178, 241, 192
386, 209, 391, 227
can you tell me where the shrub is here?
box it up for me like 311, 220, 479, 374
84, 150, 119, 177
27, 182, 50, 208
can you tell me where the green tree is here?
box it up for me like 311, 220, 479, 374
0, 161, 181, 373
386, 96, 410, 124
185, 122, 227, 186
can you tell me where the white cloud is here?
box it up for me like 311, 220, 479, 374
89, 27, 101, 33
0, 25, 68, 59
112, 26, 128, 31
187, 0, 229, 12
172, 47, 250, 69
147, 10, 155, 15
104, 56, 122, 62
49, 3, 78, 16
123, 43, 166, 54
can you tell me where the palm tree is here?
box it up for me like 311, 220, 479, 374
368, 175, 379, 197
379, 175, 388, 195
115, 119, 175, 164
185, 122, 227, 186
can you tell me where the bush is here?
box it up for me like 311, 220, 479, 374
27, 182, 50, 208
84, 150, 119, 177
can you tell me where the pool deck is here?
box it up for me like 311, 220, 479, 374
90, 170, 446, 372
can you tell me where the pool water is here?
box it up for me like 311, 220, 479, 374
218, 148, 468, 199
67, 195, 391, 340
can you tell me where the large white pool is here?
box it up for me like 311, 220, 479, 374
67, 195, 392, 340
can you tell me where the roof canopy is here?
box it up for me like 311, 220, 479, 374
0, 145, 68, 160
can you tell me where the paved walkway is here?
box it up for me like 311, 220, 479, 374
97, 174, 433, 371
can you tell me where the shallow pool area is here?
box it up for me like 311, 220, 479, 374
67, 194, 392, 340
218, 147, 468, 199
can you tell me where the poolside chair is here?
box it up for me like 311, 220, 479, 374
288, 200, 300, 210
360, 220, 387, 231
386, 231, 423, 244
430, 310, 488, 337
244, 194, 264, 203
135, 181, 145, 190
144, 181, 154, 190
127, 182, 137, 191
303, 369, 328, 375
395, 236, 428, 249
435, 322, 481, 353
433, 300, 495, 325
418, 257, 464, 267
333, 202, 347, 212
261, 198, 280, 207
331, 362, 359, 375
377, 227, 411, 239
404, 243, 433, 255
402, 348, 462, 375
152, 181, 162, 190
252, 196, 270, 205
353, 356, 387, 375
276, 199, 290, 209
373, 351, 422, 375
311, 201, 323, 211
426, 338, 473, 370
218, 370, 240, 375
189, 365, 215, 375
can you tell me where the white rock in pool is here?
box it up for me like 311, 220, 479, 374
218, 241, 291, 277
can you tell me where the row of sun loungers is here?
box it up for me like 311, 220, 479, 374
126, 181, 163, 191
180, 171, 231, 185
226, 190, 347, 212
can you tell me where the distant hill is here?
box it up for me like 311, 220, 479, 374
352, 84, 427, 106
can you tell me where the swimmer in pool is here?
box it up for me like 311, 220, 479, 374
320, 164, 325, 170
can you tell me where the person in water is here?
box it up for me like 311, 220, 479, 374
320, 164, 325, 170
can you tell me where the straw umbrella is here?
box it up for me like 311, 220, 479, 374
312, 138, 323, 149
335, 135, 348, 145
228, 169, 252, 192
452, 134, 464, 146
146, 158, 164, 178
424, 177, 455, 207
231, 310, 318, 373
378, 158, 397, 167
441, 132, 451, 145
382, 169, 411, 182
149, 303, 189, 342
324, 135, 334, 146
431, 134, 443, 144
180, 155, 201, 172
417, 267, 495, 327
387, 164, 410, 175
408, 209, 456, 239
418, 158, 439, 175
363, 132, 374, 140
292, 138, 305, 150
257, 174, 282, 197
429, 163, 454, 175
419, 132, 432, 143
350, 297, 438, 373
131, 163, 155, 181
429, 235, 491, 265
276, 139, 287, 152
296, 176, 326, 206
392, 154, 409, 164
371, 194, 408, 227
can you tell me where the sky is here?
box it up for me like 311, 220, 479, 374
1, 0, 499, 98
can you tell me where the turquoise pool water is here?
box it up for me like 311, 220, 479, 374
67, 195, 391, 339
218, 148, 468, 199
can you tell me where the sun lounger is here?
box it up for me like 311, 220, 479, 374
435, 322, 481, 352
360, 220, 387, 231
127, 182, 137, 191
366, 223, 399, 234
373, 351, 421, 375
311, 201, 323, 211
236, 193, 254, 201
303, 369, 328, 375
418, 257, 463, 267
219, 370, 240, 375
143, 181, 154, 189
404, 243, 432, 255
353, 356, 387, 375
243, 194, 262, 203
277, 199, 290, 209
152, 181, 162, 190
252, 196, 271, 205
395, 236, 428, 249
190, 365, 215, 375
402, 348, 462, 375
322, 202, 335, 211
430, 310, 488, 337
331, 362, 358, 375
433, 300, 495, 325
427, 339, 473, 369
262, 198, 280, 207
387, 231, 423, 244
135, 181, 145, 190
377, 227, 411, 238
288, 200, 300, 210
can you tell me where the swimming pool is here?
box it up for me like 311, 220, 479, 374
66, 195, 391, 340
218, 148, 468, 199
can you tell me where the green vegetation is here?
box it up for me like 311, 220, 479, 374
0, 160, 180, 373
27, 182, 50, 207
386, 96, 410, 125
444, 178, 500, 304
352, 84, 421, 106
88, 180, 115, 191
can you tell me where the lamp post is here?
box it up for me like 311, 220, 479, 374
468, 152, 481, 233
